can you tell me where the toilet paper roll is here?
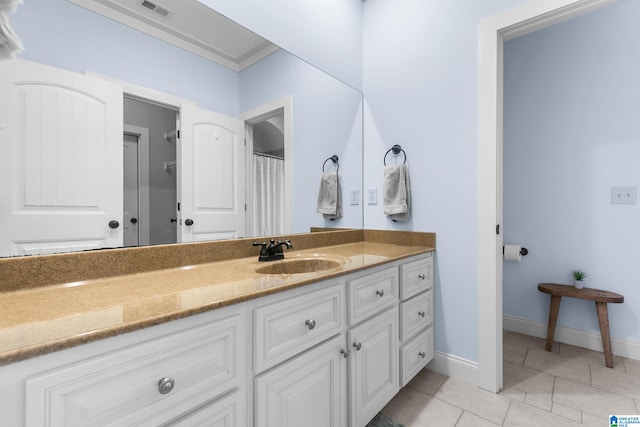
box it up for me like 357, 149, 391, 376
504, 245, 522, 262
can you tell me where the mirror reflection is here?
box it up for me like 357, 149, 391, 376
0, 0, 363, 257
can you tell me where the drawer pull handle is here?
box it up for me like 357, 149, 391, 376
158, 377, 175, 395
418, 274, 426, 280
353, 342, 362, 351
341, 349, 350, 358
376, 289, 385, 297
305, 319, 316, 330
418, 311, 426, 318
419, 352, 426, 358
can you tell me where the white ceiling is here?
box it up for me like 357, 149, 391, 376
68, 0, 279, 71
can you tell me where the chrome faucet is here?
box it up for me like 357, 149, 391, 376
253, 239, 293, 262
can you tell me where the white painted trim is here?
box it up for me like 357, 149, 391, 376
67, 0, 241, 71
504, 315, 640, 361
84, 71, 194, 110
239, 96, 293, 237
123, 125, 150, 246
478, 0, 618, 394
427, 352, 479, 386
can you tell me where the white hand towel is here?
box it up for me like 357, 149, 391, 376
0, 12, 23, 60
383, 164, 411, 222
0, 0, 22, 13
316, 171, 342, 220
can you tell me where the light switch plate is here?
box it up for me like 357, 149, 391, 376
611, 186, 637, 205
350, 189, 360, 205
367, 187, 377, 205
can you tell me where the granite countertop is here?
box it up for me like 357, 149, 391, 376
0, 230, 435, 365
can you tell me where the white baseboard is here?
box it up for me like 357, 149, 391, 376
504, 314, 640, 361
427, 351, 478, 385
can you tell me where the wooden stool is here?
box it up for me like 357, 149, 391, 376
537, 283, 624, 368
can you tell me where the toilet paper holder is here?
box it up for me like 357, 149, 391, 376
503, 246, 528, 256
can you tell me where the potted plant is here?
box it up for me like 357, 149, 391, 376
571, 269, 588, 289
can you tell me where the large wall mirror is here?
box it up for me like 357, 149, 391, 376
1, 0, 363, 257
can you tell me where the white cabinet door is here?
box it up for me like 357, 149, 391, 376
0, 59, 123, 256
348, 307, 399, 427
178, 104, 245, 242
254, 335, 347, 427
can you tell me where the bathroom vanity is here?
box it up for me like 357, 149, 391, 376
0, 230, 434, 427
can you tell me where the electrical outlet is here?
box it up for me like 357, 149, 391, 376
367, 187, 377, 205
350, 189, 360, 206
611, 186, 637, 205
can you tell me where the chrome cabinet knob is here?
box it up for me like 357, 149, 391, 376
418, 274, 426, 280
418, 311, 426, 318
375, 289, 384, 297
419, 352, 426, 359
340, 349, 350, 358
158, 377, 175, 394
353, 342, 362, 351
305, 319, 316, 330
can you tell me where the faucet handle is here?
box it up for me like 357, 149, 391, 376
253, 242, 268, 256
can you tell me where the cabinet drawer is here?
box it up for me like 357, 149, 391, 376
399, 291, 433, 342
400, 328, 433, 387
25, 309, 245, 427
167, 388, 245, 427
400, 254, 433, 301
253, 281, 345, 373
348, 266, 398, 326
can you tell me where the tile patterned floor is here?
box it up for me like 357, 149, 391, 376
381, 331, 640, 426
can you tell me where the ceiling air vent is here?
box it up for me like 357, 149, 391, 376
139, 0, 172, 17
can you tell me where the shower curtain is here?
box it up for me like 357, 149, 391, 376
253, 153, 285, 236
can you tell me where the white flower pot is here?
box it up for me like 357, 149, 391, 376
574, 279, 585, 289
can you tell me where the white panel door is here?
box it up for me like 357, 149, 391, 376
0, 59, 123, 256
348, 307, 399, 427
178, 104, 245, 242
254, 335, 347, 427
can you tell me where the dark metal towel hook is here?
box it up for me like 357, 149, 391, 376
383, 144, 407, 165
322, 154, 340, 173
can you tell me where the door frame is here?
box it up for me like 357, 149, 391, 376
240, 96, 293, 237
477, 0, 616, 393
123, 124, 150, 246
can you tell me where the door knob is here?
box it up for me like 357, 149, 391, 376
130, 218, 138, 224
170, 218, 177, 223
108, 220, 119, 229
185, 218, 194, 226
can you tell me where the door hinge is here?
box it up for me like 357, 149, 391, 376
496, 224, 500, 235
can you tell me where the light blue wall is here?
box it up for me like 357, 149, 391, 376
11, 0, 239, 115
362, 0, 529, 363
197, 0, 363, 91
504, 0, 640, 343
240, 50, 363, 233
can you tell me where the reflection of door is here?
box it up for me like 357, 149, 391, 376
0, 59, 123, 256
178, 104, 245, 242
123, 134, 139, 247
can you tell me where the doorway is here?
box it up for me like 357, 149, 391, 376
478, 0, 616, 393
123, 97, 178, 246
240, 97, 293, 238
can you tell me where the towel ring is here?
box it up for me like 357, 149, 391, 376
383, 144, 407, 165
322, 154, 339, 173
